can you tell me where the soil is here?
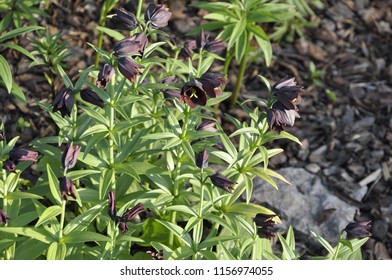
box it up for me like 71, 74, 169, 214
1, 0, 391, 259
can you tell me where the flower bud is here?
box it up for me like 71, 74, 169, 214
96, 64, 114, 89
62, 142, 81, 170
52, 88, 74, 117
60, 177, 77, 201
80, 89, 105, 108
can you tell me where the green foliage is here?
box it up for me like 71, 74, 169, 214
0, 0, 369, 261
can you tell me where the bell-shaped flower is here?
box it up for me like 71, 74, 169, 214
198, 72, 226, 98
60, 177, 77, 201
9, 148, 38, 163
110, 8, 139, 31
180, 79, 207, 108
80, 89, 105, 108
272, 76, 303, 110
118, 203, 144, 234
52, 87, 74, 117
113, 32, 148, 57
161, 76, 181, 100
0, 208, 10, 225
61, 142, 81, 170
209, 173, 236, 193
107, 191, 117, 221
198, 30, 226, 53
144, 4, 172, 29
196, 147, 209, 169
254, 213, 277, 240
117, 57, 144, 84
96, 64, 114, 89
2, 159, 16, 172
344, 221, 372, 239
267, 101, 300, 133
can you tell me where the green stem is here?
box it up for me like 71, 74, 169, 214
94, 1, 110, 68
136, 0, 144, 19
59, 200, 67, 239
230, 50, 248, 108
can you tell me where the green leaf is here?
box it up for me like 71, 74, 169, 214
0, 25, 44, 42
115, 163, 140, 182
6, 191, 43, 200
254, 33, 272, 67
35, 205, 63, 227
0, 227, 56, 244
226, 202, 277, 219
11, 81, 26, 103
277, 232, 298, 260
0, 43, 37, 61
228, 16, 247, 50
47, 242, 67, 260
81, 106, 109, 126
62, 231, 111, 243
56, 65, 73, 89
310, 230, 335, 256
46, 164, 62, 205
199, 235, 242, 250
229, 127, 260, 138
63, 202, 105, 235
95, 25, 125, 41
155, 219, 193, 247
0, 54, 12, 93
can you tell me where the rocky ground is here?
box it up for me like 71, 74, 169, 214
1, 0, 391, 259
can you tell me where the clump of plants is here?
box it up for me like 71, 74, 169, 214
0, 1, 370, 260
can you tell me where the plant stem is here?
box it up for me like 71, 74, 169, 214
136, 0, 144, 19
59, 200, 67, 239
94, 0, 110, 68
230, 51, 248, 108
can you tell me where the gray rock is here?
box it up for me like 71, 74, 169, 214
251, 167, 357, 244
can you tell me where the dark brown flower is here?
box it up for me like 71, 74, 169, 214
180, 39, 197, 59
96, 64, 114, 89
344, 221, 372, 239
117, 57, 144, 84
267, 101, 300, 133
272, 76, 303, 110
198, 30, 226, 53
161, 76, 180, 100
196, 147, 209, 169
80, 89, 105, 108
113, 32, 148, 57
2, 159, 16, 172
118, 203, 144, 234
144, 4, 172, 29
52, 87, 74, 117
180, 79, 207, 108
107, 191, 117, 221
146, 249, 164, 260
209, 173, 236, 193
0, 208, 10, 225
254, 213, 277, 240
195, 120, 217, 132
110, 8, 139, 31
60, 177, 77, 201
9, 148, 38, 162
198, 72, 226, 98
62, 142, 81, 170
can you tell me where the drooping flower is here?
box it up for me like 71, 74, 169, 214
198, 30, 226, 53
267, 101, 300, 133
272, 76, 303, 110
0, 208, 10, 225
161, 76, 180, 100
180, 79, 207, 108
110, 8, 139, 31
180, 39, 197, 59
96, 64, 114, 89
254, 213, 277, 240
2, 159, 16, 172
117, 56, 144, 84
344, 221, 372, 239
61, 142, 81, 170
80, 89, 105, 108
113, 32, 148, 57
107, 191, 117, 221
196, 147, 209, 169
9, 148, 38, 163
195, 120, 217, 132
118, 203, 144, 234
52, 87, 74, 117
60, 177, 77, 201
144, 4, 172, 29
146, 249, 164, 260
209, 173, 236, 193
197, 72, 226, 98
